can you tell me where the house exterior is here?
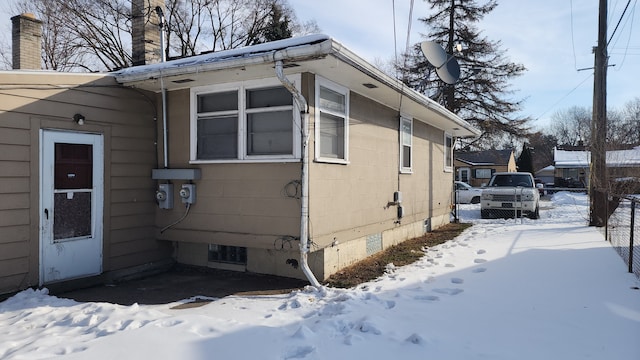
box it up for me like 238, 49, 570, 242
112, 34, 479, 283
534, 165, 555, 185
553, 147, 640, 187
454, 149, 516, 187
0, 11, 479, 295
0, 71, 173, 295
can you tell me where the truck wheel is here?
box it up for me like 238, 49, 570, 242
530, 206, 540, 219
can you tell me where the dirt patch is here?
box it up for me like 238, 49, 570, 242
324, 222, 472, 288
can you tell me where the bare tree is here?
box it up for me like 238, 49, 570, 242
549, 106, 591, 147
549, 101, 640, 150
7, 0, 316, 71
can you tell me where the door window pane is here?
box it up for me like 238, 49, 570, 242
54, 192, 91, 240
55, 143, 93, 189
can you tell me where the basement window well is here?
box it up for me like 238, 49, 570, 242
208, 244, 247, 264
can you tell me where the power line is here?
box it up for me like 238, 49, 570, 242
534, 73, 594, 121
608, 0, 633, 46
569, 0, 578, 70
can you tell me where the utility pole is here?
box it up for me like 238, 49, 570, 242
589, 0, 608, 227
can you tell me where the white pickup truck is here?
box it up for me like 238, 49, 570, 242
480, 172, 540, 219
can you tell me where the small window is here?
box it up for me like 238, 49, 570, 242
400, 117, 412, 173
444, 133, 453, 172
315, 77, 349, 163
475, 168, 493, 179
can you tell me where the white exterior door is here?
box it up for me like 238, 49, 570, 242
40, 130, 104, 285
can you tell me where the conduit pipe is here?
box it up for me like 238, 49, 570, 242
275, 60, 321, 288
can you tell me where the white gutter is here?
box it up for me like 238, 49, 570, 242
275, 60, 321, 288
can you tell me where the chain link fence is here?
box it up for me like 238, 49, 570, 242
604, 197, 639, 278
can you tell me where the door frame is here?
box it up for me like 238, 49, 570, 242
39, 129, 104, 285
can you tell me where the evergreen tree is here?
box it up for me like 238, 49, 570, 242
516, 143, 534, 174
258, 4, 293, 43
401, 0, 530, 149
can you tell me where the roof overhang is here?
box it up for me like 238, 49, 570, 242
112, 34, 480, 138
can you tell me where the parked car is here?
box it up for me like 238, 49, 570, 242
454, 181, 483, 204
480, 172, 540, 219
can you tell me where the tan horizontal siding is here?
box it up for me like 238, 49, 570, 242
0, 241, 29, 260
0, 193, 29, 210
0, 209, 29, 227
111, 202, 156, 217
111, 150, 155, 164
0, 144, 29, 161
0, 161, 29, 177
0, 178, 30, 194
111, 176, 154, 190
0, 225, 29, 244
0, 128, 30, 145
0, 273, 29, 295
110, 227, 155, 244
0, 257, 29, 277
111, 214, 155, 231
111, 189, 155, 204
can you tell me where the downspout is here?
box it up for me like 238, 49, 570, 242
275, 60, 321, 288
155, 6, 169, 168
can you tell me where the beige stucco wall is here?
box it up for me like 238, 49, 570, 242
0, 72, 171, 295
159, 73, 455, 281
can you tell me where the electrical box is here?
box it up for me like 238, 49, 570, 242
180, 184, 196, 204
156, 183, 174, 209
394, 191, 402, 204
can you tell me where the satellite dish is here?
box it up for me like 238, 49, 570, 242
420, 41, 460, 85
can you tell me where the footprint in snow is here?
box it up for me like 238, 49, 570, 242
476, 249, 486, 254
472, 267, 487, 273
284, 345, 315, 359
415, 295, 440, 301
450, 277, 464, 284
474, 258, 487, 264
433, 288, 464, 296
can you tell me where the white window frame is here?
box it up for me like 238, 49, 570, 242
190, 76, 301, 163
314, 77, 349, 164
444, 133, 453, 172
399, 116, 413, 173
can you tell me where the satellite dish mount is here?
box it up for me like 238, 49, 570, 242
420, 41, 460, 85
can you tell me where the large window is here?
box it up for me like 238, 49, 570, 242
191, 78, 300, 162
444, 133, 453, 172
315, 77, 349, 163
400, 116, 412, 173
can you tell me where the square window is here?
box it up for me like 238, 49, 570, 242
197, 115, 238, 159
247, 110, 293, 155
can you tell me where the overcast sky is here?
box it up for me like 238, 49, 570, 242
1, 1, 638, 131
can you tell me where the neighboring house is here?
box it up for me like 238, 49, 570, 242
535, 165, 555, 185
553, 147, 640, 187
0, 5, 479, 295
454, 149, 516, 187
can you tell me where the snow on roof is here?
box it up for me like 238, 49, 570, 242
112, 34, 331, 79
554, 146, 640, 167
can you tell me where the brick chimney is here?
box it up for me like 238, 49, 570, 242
132, 0, 164, 66
11, 13, 42, 70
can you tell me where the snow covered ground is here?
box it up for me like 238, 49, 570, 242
1, 192, 639, 359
